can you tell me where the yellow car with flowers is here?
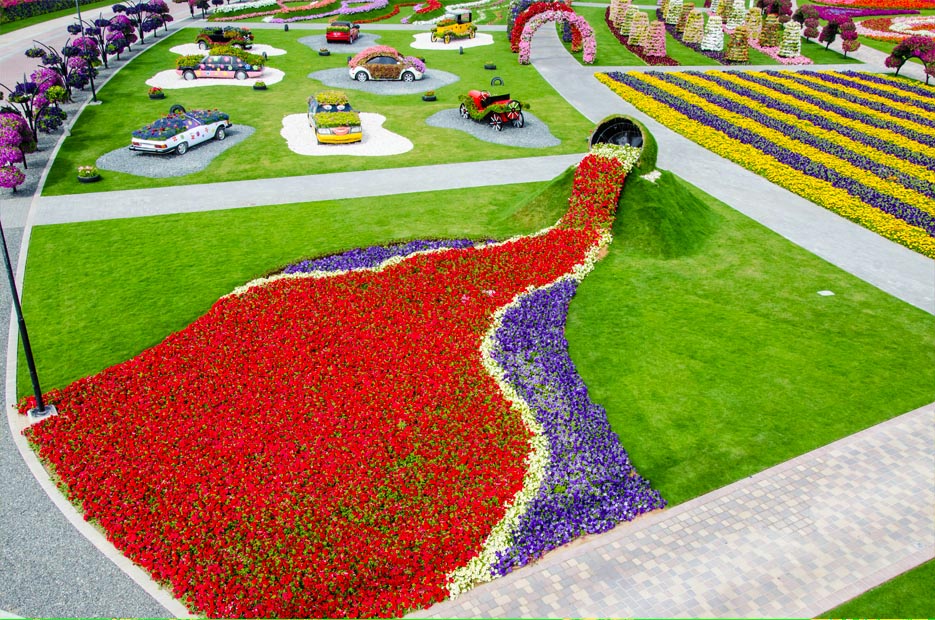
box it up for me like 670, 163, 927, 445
307, 90, 363, 144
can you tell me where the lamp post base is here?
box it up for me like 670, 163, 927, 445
28, 404, 58, 420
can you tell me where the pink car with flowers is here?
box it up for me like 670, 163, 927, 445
348, 46, 425, 82
130, 107, 231, 155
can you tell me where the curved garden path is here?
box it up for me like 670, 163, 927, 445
1, 14, 933, 619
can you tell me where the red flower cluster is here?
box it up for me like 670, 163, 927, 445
20, 154, 626, 617
510, 2, 574, 51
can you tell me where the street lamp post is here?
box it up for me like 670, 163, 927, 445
0, 218, 56, 420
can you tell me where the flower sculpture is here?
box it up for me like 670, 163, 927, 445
725, 23, 750, 61
701, 13, 725, 50
628, 10, 650, 45
644, 20, 668, 56
518, 9, 596, 63
726, 0, 746, 29
744, 7, 763, 41
778, 19, 803, 57
665, 0, 682, 24
759, 13, 782, 47
684, 9, 705, 44
21, 142, 662, 617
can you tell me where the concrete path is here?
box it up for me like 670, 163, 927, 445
1, 9, 934, 619
411, 404, 935, 618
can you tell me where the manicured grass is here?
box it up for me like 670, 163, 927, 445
43, 27, 593, 195
566, 171, 935, 506
20, 180, 565, 390
0, 0, 114, 34
820, 559, 935, 618
799, 38, 863, 63
21, 170, 935, 510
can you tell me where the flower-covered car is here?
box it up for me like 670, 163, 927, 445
431, 10, 476, 44
175, 55, 264, 81
307, 90, 362, 144
326, 20, 360, 43
130, 107, 231, 155
459, 89, 527, 131
348, 46, 425, 82
195, 26, 254, 50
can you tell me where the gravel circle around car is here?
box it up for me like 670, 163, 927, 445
409, 32, 495, 50
281, 113, 413, 157
169, 43, 288, 57
298, 34, 383, 54
96, 125, 255, 178
307, 68, 460, 95
146, 68, 285, 89
426, 109, 560, 148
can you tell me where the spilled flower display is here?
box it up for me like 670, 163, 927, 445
21, 145, 659, 617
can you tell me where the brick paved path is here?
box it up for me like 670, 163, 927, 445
411, 404, 934, 618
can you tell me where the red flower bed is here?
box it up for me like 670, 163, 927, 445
20, 153, 629, 617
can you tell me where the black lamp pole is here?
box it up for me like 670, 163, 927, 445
0, 217, 55, 419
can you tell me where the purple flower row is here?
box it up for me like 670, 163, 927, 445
282, 238, 477, 274
663, 72, 935, 200
768, 71, 935, 131
812, 6, 919, 20
605, 71, 935, 237
489, 279, 665, 575
732, 71, 935, 149
699, 72, 935, 171
798, 70, 935, 115
270, 0, 388, 24
842, 70, 935, 99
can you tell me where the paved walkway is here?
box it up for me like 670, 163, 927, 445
411, 404, 935, 618
1, 10, 934, 619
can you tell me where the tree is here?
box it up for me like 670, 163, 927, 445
0, 112, 36, 171
0, 77, 68, 143
819, 17, 841, 49
757, 0, 791, 23
840, 17, 860, 56
112, 2, 159, 44
886, 35, 935, 82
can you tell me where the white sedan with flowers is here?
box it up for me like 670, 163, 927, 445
130, 106, 232, 156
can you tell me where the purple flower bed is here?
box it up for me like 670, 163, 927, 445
605, 71, 935, 236
270, 0, 387, 24
661, 72, 935, 200
843, 70, 935, 98
798, 70, 935, 115
813, 6, 919, 20
131, 110, 229, 140
283, 239, 477, 274
732, 72, 935, 149
772, 71, 935, 130
490, 279, 665, 575
698, 72, 935, 171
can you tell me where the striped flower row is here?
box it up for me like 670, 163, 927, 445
597, 70, 935, 257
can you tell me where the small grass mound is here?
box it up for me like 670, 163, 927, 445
500, 165, 575, 229
614, 170, 718, 259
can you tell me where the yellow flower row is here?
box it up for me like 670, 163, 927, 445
594, 73, 935, 258
766, 72, 932, 136
827, 71, 935, 105
714, 71, 935, 162
868, 72, 935, 95
632, 72, 935, 218
677, 72, 935, 193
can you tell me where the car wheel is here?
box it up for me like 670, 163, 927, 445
513, 112, 524, 128
459, 103, 469, 119
176, 141, 189, 155
401, 71, 415, 83
197, 40, 208, 50
444, 33, 451, 44
430, 32, 437, 42
215, 126, 227, 141
169, 104, 186, 115
355, 71, 368, 82
183, 70, 196, 81
470, 30, 475, 39
235, 70, 247, 80
489, 113, 502, 131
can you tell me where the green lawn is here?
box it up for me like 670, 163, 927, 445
22, 169, 935, 509
821, 559, 935, 618
43, 27, 593, 195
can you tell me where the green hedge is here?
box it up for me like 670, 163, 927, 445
1, 0, 100, 24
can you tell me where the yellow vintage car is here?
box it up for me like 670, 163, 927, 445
430, 10, 476, 44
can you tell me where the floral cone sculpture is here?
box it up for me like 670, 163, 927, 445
683, 8, 705, 44
609, 0, 629, 26
619, 5, 638, 36
665, 0, 682, 24
778, 18, 802, 57
701, 14, 725, 51
744, 7, 763, 41
726, 0, 745, 30
676, 3, 692, 33
709, 0, 720, 15
628, 11, 650, 45
759, 14, 781, 47
644, 20, 667, 56
725, 23, 750, 61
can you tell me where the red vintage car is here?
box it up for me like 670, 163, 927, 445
326, 21, 360, 44
459, 89, 526, 131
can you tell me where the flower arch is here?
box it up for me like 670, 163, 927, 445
518, 10, 597, 64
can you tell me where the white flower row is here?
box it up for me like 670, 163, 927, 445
212, 0, 279, 14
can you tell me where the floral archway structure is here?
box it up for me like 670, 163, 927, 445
511, 1, 574, 52
518, 10, 596, 64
